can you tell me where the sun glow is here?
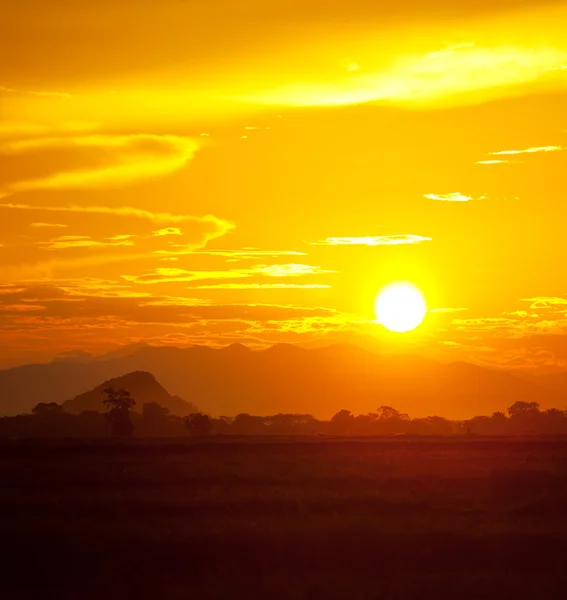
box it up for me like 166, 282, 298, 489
375, 282, 427, 333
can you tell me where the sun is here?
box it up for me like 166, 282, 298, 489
375, 281, 427, 333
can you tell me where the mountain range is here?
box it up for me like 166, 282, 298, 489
1, 343, 565, 419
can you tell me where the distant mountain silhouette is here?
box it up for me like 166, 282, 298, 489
52, 350, 95, 363
62, 371, 200, 416
0, 343, 562, 418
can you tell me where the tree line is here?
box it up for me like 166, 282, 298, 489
0, 387, 566, 438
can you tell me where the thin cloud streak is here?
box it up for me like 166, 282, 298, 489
490, 145, 563, 155
191, 283, 332, 289
122, 264, 335, 285
311, 235, 432, 246
40, 235, 135, 250
476, 159, 520, 165
0, 202, 234, 228
424, 193, 485, 202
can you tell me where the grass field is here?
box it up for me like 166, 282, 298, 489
2, 437, 567, 599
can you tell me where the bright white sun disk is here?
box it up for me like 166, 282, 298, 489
375, 281, 427, 332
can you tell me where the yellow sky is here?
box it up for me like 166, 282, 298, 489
1, 0, 567, 370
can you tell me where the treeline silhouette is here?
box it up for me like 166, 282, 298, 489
1, 387, 567, 438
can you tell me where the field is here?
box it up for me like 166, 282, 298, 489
2, 437, 567, 599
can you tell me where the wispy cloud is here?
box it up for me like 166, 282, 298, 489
451, 317, 518, 329
311, 235, 432, 246
152, 227, 183, 237
0, 85, 71, 99
154, 247, 307, 259
192, 283, 332, 289
424, 192, 485, 202
40, 235, 135, 250
0, 203, 234, 278
28, 91, 72, 99
30, 222, 68, 228
476, 145, 562, 165
0, 202, 233, 228
0, 134, 200, 196
490, 145, 563, 156
476, 159, 521, 165
522, 297, 567, 308
429, 308, 469, 313
0, 304, 46, 312
240, 43, 567, 109
122, 264, 335, 285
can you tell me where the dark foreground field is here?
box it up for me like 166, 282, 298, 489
2, 437, 567, 599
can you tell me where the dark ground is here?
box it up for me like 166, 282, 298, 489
1, 437, 567, 599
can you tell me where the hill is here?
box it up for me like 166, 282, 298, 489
0, 343, 561, 419
62, 371, 199, 416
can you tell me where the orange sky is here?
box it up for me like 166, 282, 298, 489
1, 0, 567, 370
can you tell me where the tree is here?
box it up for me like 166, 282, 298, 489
140, 403, 171, 436
507, 401, 540, 417
232, 413, 266, 435
376, 406, 409, 421
103, 387, 135, 437
330, 409, 354, 435
267, 413, 318, 435
507, 401, 541, 434
32, 402, 64, 416
184, 413, 213, 436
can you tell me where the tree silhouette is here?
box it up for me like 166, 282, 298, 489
508, 401, 540, 417
232, 413, 266, 435
330, 409, 354, 435
376, 406, 409, 421
184, 413, 213, 436
103, 387, 135, 437
507, 401, 541, 434
32, 402, 64, 416
141, 402, 172, 436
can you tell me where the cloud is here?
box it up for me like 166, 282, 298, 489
0, 203, 234, 278
40, 235, 135, 250
29, 91, 72, 99
429, 308, 469, 313
503, 311, 539, 318
239, 43, 567, 109
424, 193, 485, 202
0, 201, 233, 228
490, 146, 563, 156
0, 282, 345, 348
0, 84, 71, 99
30, 222, 68, 228
154, 247, 308, 259
451, 317, 519, 329
522, 297, 567, 308
152, 227, 183, 237
476, 160, 524, 165
183, 248, 307, 259
0, 304, 46, 312
0, 285, 26, 296
122, 264, 335, 285
0, 134, 200, 196
311, 235, 432, 246
192, 283, 332, 289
